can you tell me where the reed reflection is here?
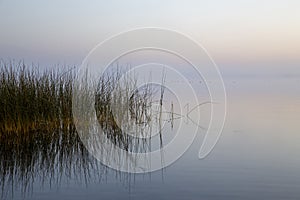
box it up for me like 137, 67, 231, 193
0, 61, 169, 199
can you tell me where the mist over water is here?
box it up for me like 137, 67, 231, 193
1, 0, 300, 198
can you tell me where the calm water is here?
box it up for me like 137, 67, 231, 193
3, 77, 300, 200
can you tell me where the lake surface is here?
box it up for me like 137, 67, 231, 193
2, 77, 300, 200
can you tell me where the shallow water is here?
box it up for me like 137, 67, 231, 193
3, 77, 300, 200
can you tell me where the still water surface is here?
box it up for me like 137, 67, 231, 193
3, 77, 300, 200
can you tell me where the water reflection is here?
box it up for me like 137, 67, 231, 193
0, 64, 166, 199
0, 62, 211, 199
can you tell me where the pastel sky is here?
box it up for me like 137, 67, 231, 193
0, 0, 299, 74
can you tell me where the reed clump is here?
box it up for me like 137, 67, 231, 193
0, 60, 158, 198
0, 61, 73, 132
0, 61, 153, 133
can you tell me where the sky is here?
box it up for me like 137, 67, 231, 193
0, 0, 299, 75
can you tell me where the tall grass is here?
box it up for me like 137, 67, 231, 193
0, 61, 81, 198
0, 61, 154, 133
0, 61, 73, 132
0, 60, 163, 198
